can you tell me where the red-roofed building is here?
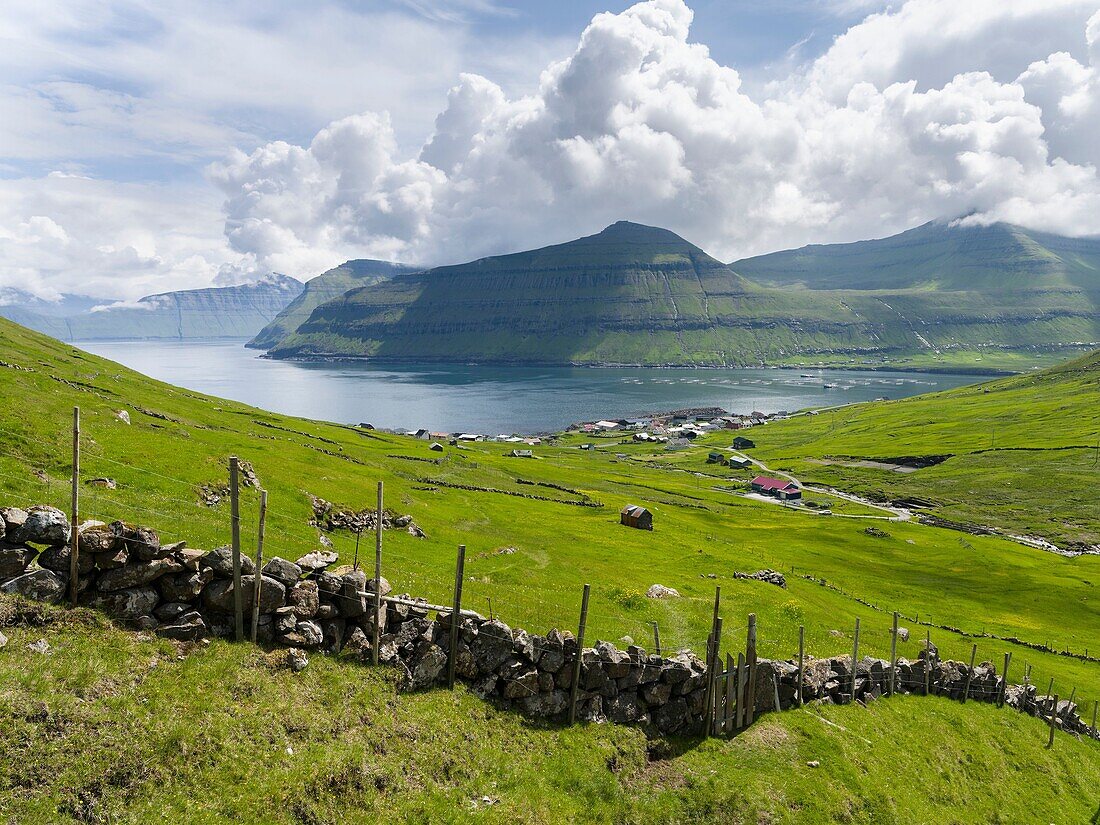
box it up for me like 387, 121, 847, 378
751, 476, 802, 501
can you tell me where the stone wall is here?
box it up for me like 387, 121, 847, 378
1, 503, 1097, 741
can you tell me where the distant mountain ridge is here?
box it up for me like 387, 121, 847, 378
0, 275, 303, 341
731, 220, 1100, 292
247, 259, 416, 350
266, 220, 1100, 367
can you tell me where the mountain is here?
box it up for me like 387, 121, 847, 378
247, 259, 415, 350
0, 275, 304, 341
266, 220, 1100, 367
731, 220, 1100, 291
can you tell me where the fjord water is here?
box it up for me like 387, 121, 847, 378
77, 339, 981, 434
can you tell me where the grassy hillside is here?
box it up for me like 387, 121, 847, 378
248, 259, 415, 350
710, 350, 1100, 551
1, 317, 1099, 821
268, 222, 1099, 369
0, 276, 303, 341
4, 601, 1100, 824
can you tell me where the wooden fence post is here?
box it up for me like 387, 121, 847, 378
735, 652, 747, 730
567, 583, 591, 726
702, 587, 721, 736
446, 544, 466, 689
924, 629, 932, 696
889, 611, 898, 696
69, 407, 80, 608
372, 481, 383, 666
962, 644, 977, 703
797, 625, 805, 708
707, 617, 723, 736
229, 456, 243, 642
724, 652, 735, 734
652, 621, 662, 658
250, 489, 267, 643
1091, 700, 1097, 735
1047, 694, 1058, 749
745, 613, 758, 726
997, 652, 1011, 708
850, 617, 861, 704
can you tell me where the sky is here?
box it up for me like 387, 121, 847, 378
1, 0, 1099, 301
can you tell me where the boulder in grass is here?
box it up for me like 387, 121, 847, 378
261, 557, 302, 588
87, 585, 159, 620
37, 544, 95, 577
15, 506, 70, 546
0, 543, 35, 580
645, 584, 680, 599
0, 568, 65, 602
202, 575, 285, 614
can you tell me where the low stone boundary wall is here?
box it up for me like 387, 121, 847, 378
1, 503, 1097, 741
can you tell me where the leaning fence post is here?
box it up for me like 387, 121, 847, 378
229, 455, 243, 642
962, 643, 977, 704
998, 652, 1011, 708
372, 481, 383, 666
889, 611, 898, 696
69, 406, 80, 608
850, 617, 861, 704
446, 544, 466, 689
567, 583, 591, 726
1047, 694, 1059, 749
652, 621, 662, 658
706, 617, 723, 736
745, 613, 758, 726
250, 489, 267, 643
797, 625, 805, 707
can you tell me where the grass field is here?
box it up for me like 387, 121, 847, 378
699, 350, 1100, 550
1, 317, 1099, 822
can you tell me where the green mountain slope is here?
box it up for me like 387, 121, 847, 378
268, 222, 1100, 368
0, 276, 303, 341
247, 259, 414, 350
732, 220, 1100, 292
1, 316, 1099, 821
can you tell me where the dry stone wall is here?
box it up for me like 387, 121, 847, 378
1, 503, 1098, 741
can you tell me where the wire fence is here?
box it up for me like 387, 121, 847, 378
1, 413, 1099, 742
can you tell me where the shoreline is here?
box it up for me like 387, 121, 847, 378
260, 352, 1021, 377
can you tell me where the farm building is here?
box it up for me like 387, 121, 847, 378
707, 451, 728, 465
429, 442, 444, 452
732, 436, 756, 449
750, 476, 802, 501
620, 504, 653, 530
729, 457, 752, 469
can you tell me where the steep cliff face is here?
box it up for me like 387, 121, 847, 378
0, 276, 304, 341
267, 221, 1100, 366
247, 260, 415, 349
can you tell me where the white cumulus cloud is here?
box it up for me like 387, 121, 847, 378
213, 0, 1100, 273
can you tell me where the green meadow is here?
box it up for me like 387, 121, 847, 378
1, 317, 1099, 822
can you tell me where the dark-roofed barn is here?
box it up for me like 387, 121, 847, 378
620, 504, 653, 530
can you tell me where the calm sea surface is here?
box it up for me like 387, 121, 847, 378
76, 339, 981, 434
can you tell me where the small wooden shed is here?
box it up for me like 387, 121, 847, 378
620, 504, 653, 530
